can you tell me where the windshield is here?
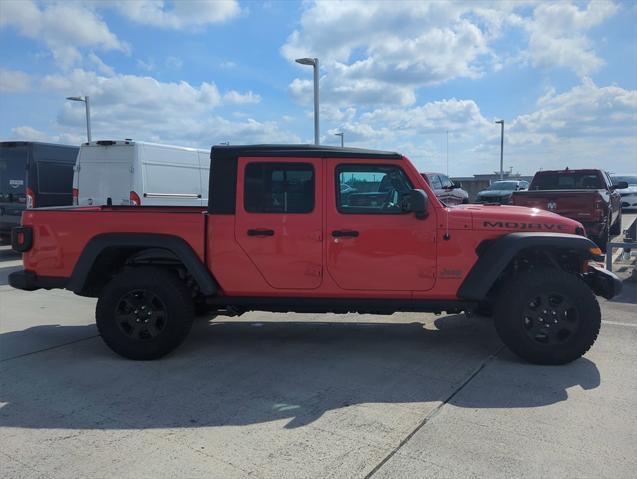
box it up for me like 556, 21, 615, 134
0, 145, 28, 204
531, 172, 602, 190
611, 175, 637, 186
489, 181, 519, 191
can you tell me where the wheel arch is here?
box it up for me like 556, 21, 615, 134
67, 233, 218, 297
458, 232, 599, 301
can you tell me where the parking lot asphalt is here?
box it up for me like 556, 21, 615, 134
1, 218, 636, 479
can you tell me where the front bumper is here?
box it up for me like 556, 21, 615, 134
9, 270, 67, 291
583, 265, 623, 300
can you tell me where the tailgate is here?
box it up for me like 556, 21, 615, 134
512, 191, 601, 220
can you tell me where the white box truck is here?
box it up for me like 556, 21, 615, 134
73, 140, 209, 207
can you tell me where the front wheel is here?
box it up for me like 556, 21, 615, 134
96, 267, 194, 360
493, 269, 601, 365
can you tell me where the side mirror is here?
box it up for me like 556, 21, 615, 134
611, 181, 628, 190
406, 189, 429, 219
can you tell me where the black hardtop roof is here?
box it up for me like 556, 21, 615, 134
210, 144, 402, 160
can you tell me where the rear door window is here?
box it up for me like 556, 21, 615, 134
244, 162, 314, 213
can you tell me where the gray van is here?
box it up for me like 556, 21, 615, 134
0, 142, 79, 242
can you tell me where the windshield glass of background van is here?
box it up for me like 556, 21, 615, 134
532, 172, 602, 190
0, 146, 27, 202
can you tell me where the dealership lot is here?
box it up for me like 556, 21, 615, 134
1, 217, 636, 479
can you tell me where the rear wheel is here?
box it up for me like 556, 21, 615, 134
96, 267, 194, 360
493, 269, 600, 365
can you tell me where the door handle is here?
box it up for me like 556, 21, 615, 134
247, 228, 275, 237
332, 230, 359, 238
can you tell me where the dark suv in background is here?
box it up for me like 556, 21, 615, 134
475, 180, 529, 204
0, 141, 78, 243
421, 172, 469, 206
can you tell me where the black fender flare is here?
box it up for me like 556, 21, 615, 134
458, 232, 598, 301
67, 233, 218, 296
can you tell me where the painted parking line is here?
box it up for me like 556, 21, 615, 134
602, 320, 637, 328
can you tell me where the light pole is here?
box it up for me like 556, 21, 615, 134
334, 132, 344, 147
66, 96, 92, 142
295, 57, 319, 145
495, 119, 504, 180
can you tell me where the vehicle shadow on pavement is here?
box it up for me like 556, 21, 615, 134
0, 314, 600, 431
0, 264, 22, 286
608, 280, 637, 305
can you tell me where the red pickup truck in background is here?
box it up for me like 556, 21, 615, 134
511, 169, 626, 250
10, 145, 621, 364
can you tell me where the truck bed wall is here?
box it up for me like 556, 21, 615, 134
20, 207, 206, 278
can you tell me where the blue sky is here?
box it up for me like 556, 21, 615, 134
1, 0, 636, 176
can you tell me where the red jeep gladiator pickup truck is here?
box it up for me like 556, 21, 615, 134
511, 169, 626, 250
10, 145, 621, 364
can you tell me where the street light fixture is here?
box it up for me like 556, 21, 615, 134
295, 57, 319, 145
334, 132, 344, 147
66, 96, 92, 142
495, 119, 504, 180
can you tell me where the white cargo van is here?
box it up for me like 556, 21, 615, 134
73, 140, 209, 207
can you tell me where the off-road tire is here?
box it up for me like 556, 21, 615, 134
493, 268, 601, 365
96, 267, 194, 360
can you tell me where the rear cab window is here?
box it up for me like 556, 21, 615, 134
531, 171, 603, 190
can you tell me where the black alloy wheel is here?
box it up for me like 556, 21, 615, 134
521, 292, 580, 346
114, 289, 168, 341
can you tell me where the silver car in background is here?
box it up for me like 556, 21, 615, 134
611, 175, 637, 210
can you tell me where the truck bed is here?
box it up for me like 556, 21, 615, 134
19, 206, 206, 279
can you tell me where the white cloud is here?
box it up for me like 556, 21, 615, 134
282, 1, 518, 108
8, 126, 84, 145
469, 79, 637, 173
88, 53, 116, 77
0, 0, 128, 67
0, 68, 32, 92
522, 1, 618, 76
35, 69, 293, 147
510, 78, 637, 144
283, 1, 619, 107
108, 0, 240, 29
224, 90, 261, 105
